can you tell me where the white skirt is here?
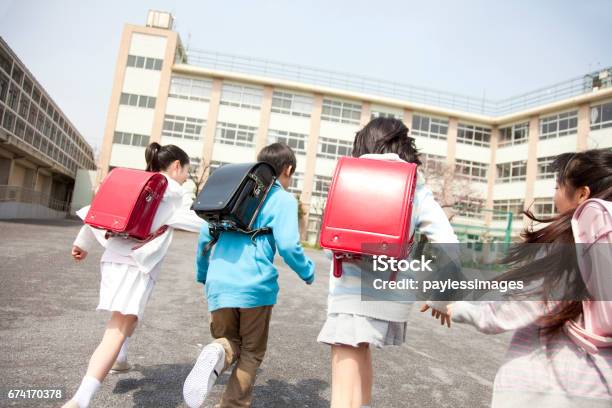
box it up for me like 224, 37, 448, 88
317, 313, 407, 348
97, 262, 156, 320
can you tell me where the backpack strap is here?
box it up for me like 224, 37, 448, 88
201, 224, 273, 256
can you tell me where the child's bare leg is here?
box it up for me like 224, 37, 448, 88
331, 344, 363, 408
86, 312, 138, 381
359, 344, 372, 406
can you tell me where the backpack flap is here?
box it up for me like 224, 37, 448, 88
193, 162, 276, 230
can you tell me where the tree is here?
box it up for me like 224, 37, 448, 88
189, 160, 210, 198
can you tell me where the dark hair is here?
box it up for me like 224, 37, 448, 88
145, 142, 190, 172
498, 148, 612, 334
257, 142, 296, 177
352, 117, 421, 165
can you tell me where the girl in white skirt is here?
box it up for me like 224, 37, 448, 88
316, 117, 459, 408
62, 143, 205, 408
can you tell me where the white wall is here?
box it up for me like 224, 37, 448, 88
109, 144, 147, 169
269, 113, 311, 134
536, 134, 577, 157
211, 143, 255, 163
123, 68, 161, 96
492, 181, 526, 200
217, 105, 260, 127
588, 128, 612, 149
166, 97, 210, 120
455, 144, 491, 164
496, 143, 529, 163
160, 136, 204, 159
129, 33, 167, 58
319, 120, 359, 142
115, 106, 155, 135
70, 169, 97, 214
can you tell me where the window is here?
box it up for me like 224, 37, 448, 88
411, 114, 448, 140
18, 96, 29, 118
287, 171, 304, 195
493, 199, 524, 221
421, 153, 446, 173
215, 122, 257, 148
2, 110, 15, 132
457, 123, 491, 147
271, 91, 313, 117
267, 129, 307, 155
0, 71, 9, 102
312, 175, 332, 197
113, 131, 150, 147
220, 84, 262, 109
11, 65, 23, 85
126, 55, 163, 71
590, 102, 612, 130
371, 110, 403, 120
209, 160, 229, 174
0, 46, 11, 74
533, 198, 555, 218
498, 122, 528, 147
162, 115, 205, 140
537, 156, 556, 179
455, 159, 488, 182
317, 137, 353, 160
169, 76, 212, 101
7, 83, 19, 110
119, 93, 156, 109
321, 99, 361, 124
496, 160, 527, 183
456, 197, 485, 219
540, 111, 578, 139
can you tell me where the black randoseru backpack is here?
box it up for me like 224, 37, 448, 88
192, 162, 277, 254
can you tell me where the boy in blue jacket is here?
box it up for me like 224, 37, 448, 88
183, 142, 315, 408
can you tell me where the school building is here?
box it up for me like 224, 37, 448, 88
97, 10, 612, 244
0, 37, 96, 219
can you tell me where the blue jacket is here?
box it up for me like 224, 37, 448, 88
196, 181, 315, 312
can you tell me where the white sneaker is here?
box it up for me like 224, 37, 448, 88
110, 360, 132, 373
183, 342, 225, 408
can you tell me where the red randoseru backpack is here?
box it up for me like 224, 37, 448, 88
85, 168, 168, 241
319, 157, 418, 278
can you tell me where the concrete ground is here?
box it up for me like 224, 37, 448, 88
0, 219, 510, 407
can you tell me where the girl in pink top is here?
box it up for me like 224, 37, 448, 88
438, 149, 612, 407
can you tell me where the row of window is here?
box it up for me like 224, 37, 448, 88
317, 136, 353, 160
455, 159, 488, 182
267, 129, 307, 155
496, 160, 527, 183
126, 54, 163, 71
119, 92, 156, 109
498, 122, 529, 147
215, 121, 257, 148
169, 76, 213, 102
162, 115, 205, 140
113, 131, 150, 147
0, 107, 87, 173
0, 54, 94, 170
492, 199, 524, 221
166, 76, 612, 143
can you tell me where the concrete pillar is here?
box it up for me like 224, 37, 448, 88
446, 117, 458, 166
360, 101, 371, 127
523, 116, 539, 217
577, 103, 590, 151
200, 78, 223, 176
484, 127, 499, 225
254, 86, 274, 157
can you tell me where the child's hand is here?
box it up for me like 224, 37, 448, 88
419, 304, 451, 328
72, 245, 88, 262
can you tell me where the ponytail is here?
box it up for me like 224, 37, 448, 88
145, 142, 162, 172
144, 142, 190, 172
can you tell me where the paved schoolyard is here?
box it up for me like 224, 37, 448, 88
0, 218, 511, 407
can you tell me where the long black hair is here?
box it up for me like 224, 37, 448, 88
352, 117, 421, 165
144, 142, 190, 172
498, 148, 612, 333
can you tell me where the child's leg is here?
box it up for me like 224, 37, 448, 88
360, 344, 373, 407
331, 344, 364, 408
183, 308, 241, 408
67, 312, 137, 407
220, 306, 272, 408
86, 312, 138, 380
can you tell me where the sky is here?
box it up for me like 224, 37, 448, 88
1, 0, 611, 153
